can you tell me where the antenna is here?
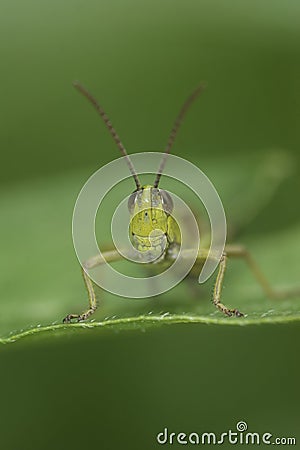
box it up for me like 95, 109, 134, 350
153, 83, 206, 188
73, 81, 142, 190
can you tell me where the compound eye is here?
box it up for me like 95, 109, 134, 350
160, 189, 173, 214
128, 191, 138, 214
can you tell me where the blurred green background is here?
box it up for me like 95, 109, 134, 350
1, 0, 300, 449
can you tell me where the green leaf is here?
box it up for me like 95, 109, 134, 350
1, 153, 300, 344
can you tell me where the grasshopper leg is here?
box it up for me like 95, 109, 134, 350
63, 249, 121, 323
63, 268, 97, 323
225, 244, 300, 299
201, 244, 299, 317
213, 253, 244, 317
192, 249, 243, 316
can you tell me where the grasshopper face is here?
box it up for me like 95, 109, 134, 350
128, 185, 174, 254
72, 81, 203, 262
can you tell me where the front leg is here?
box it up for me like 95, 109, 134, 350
190, 249, 244, 317
199, 244, 299, 317
63, 268, 97, 323
212, 252, 244, 317
63, 249, 122, 323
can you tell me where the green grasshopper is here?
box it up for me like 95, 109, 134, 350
63, 82, 297, 323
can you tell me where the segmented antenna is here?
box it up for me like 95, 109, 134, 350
73, 81, 142, 190
153, 83, 206, 188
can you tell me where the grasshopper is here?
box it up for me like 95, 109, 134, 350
63, 82, 297, 323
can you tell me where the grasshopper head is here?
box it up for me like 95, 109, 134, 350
73, 81, 203, 256
128, 185, 173, 253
